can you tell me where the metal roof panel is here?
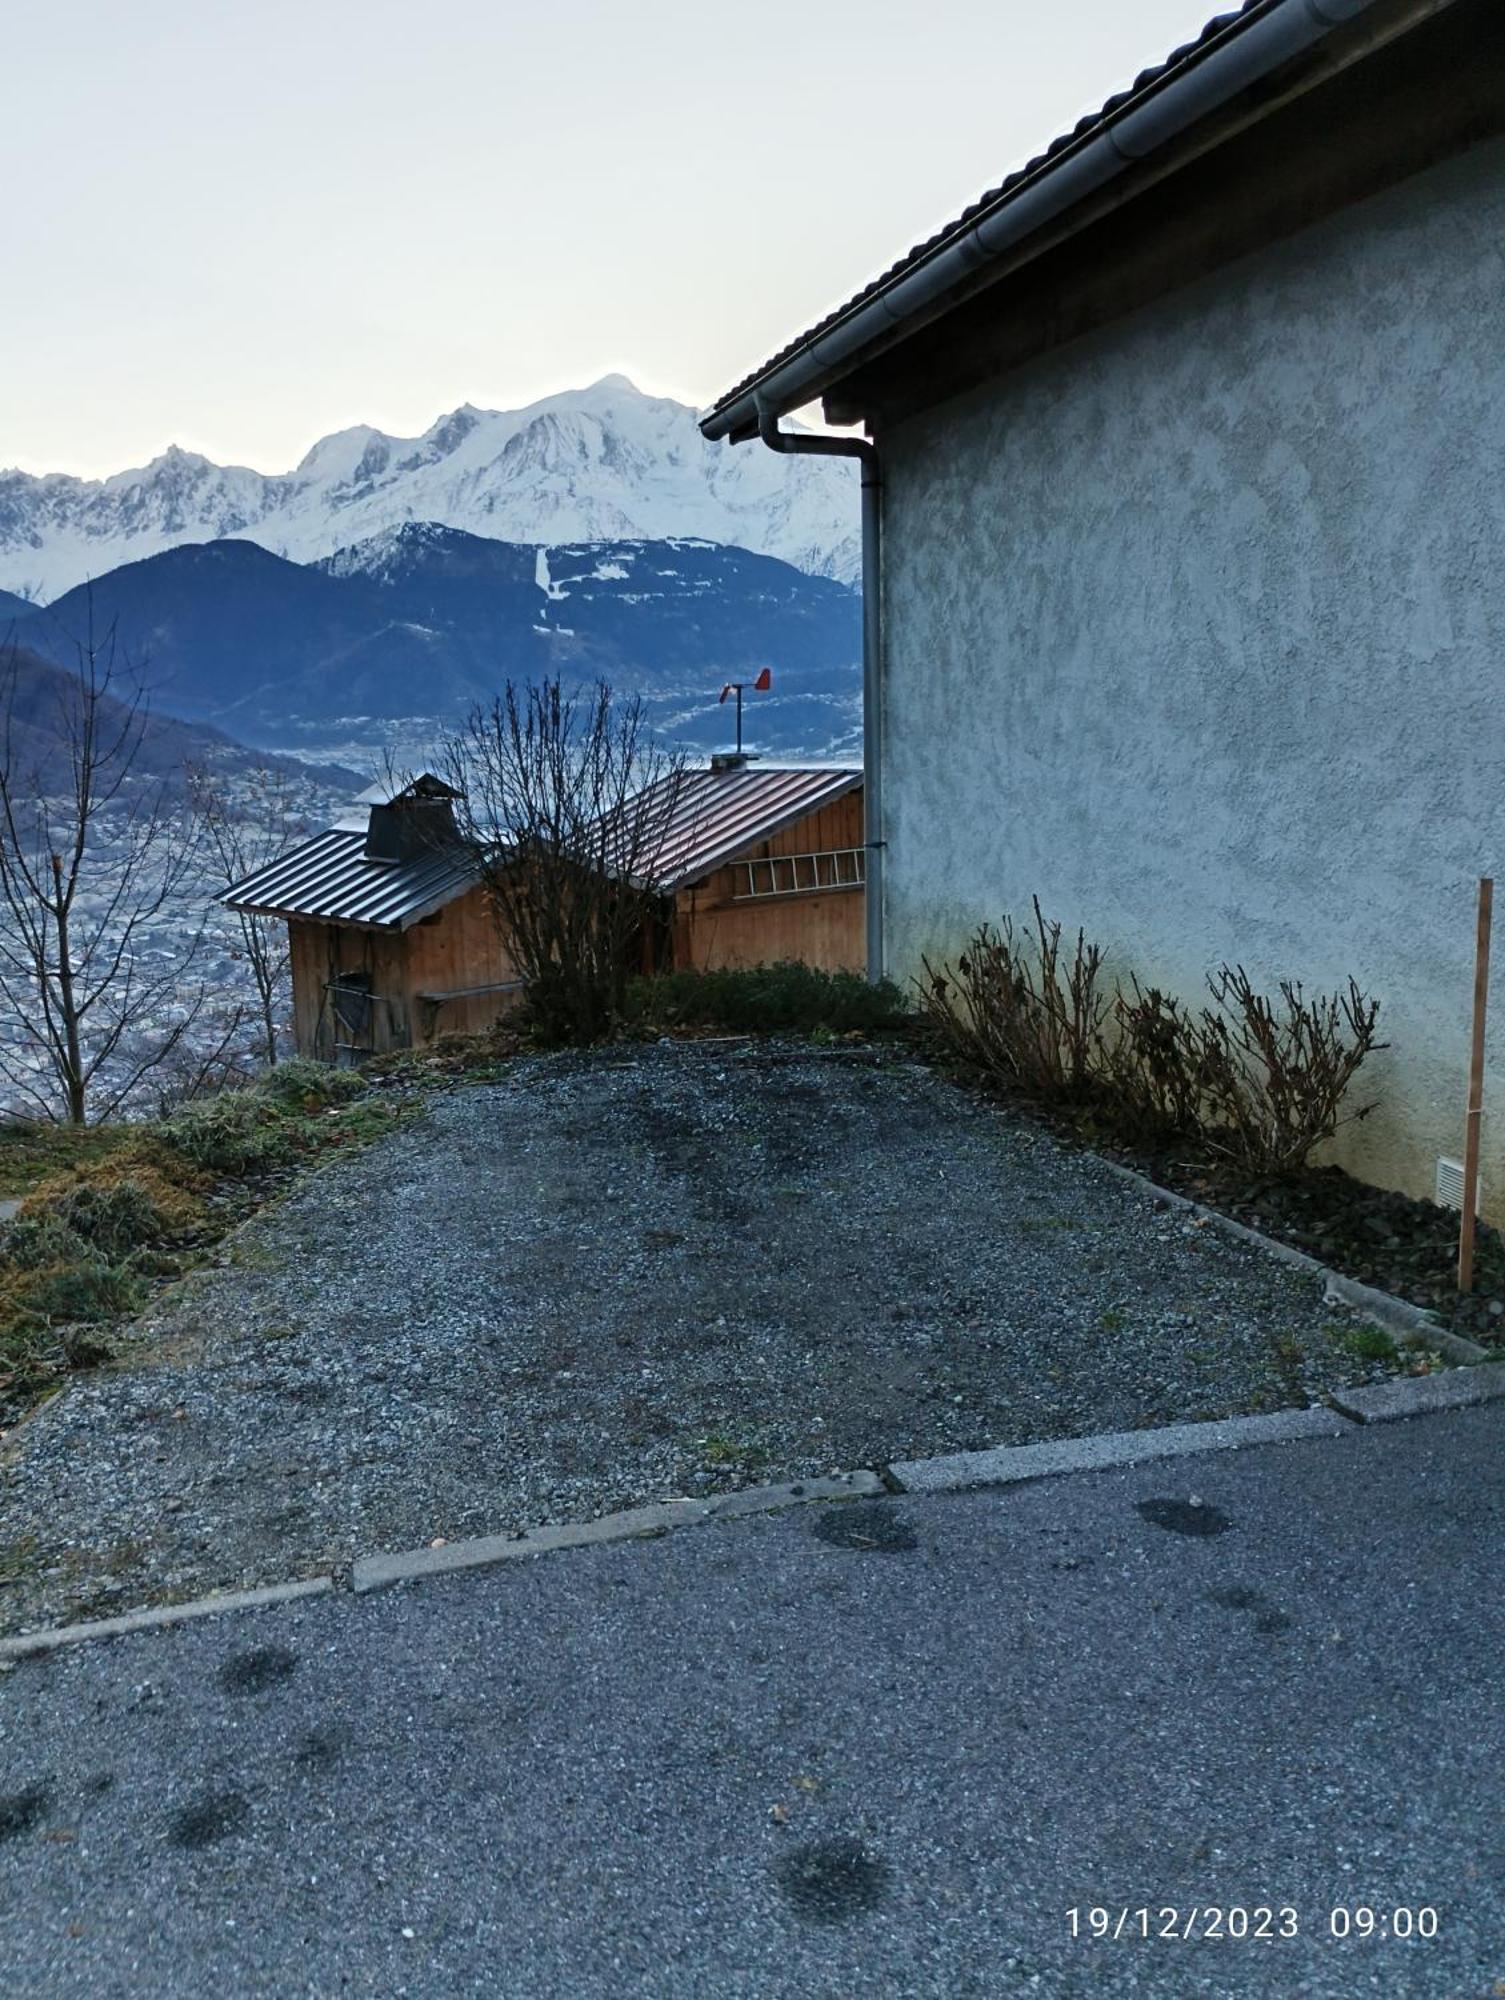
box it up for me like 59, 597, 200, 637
223, 829, 481, 929
634, 764, 863, 891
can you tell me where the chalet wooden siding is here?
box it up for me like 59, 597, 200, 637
670, 789, 865, 974
229, 765, 868, 1060
288, 885, 519, 1059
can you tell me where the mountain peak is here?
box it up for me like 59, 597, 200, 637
155, 444, 211, 470
0, 382, 861, 597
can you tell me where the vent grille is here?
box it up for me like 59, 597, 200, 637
1437, 1157, 1467, 1211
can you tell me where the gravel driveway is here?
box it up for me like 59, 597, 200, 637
0, 1040, 1394, 1635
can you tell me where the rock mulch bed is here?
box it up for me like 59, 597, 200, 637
0, 1040, 1413, 1636
1110, 1151, 1505, 1344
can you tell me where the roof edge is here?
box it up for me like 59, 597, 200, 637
655, 768, 863, 892
700, 0, 1433, 439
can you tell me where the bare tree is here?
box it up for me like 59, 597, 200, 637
0, 623, 211, 1123
442, 679, 685, 1043
188, 761, 311, 1067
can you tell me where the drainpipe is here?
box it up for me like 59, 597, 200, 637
756, 405, 884, 985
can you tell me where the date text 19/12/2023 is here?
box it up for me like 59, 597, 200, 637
1067, 1907, 1440, 1942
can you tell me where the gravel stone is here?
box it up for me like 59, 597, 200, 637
0, 1040, 1405, 1634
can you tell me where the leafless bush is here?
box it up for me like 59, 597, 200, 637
922, 909, 1383, 1175
442, 679, 684, 1044
188, 762, 311, 1067
1195, 966, 1384, 1175
0, 621, 211, 1123
919, 898, 1107, 1099
1100, 978, 1208, 1138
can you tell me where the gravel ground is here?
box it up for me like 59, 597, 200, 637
0, 1040, 1403, 1636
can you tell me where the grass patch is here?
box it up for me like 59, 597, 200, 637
626, 962, 909, 1037
1327, 1320, 1397, 1361
695, 1426, 771, 1469
0, 1120, 140, 1201
0, 1063, 407, 1426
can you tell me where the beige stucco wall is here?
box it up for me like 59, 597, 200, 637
879, 135, 1505, 1211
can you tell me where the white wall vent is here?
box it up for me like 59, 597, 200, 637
1436, 1156, 1467, 1212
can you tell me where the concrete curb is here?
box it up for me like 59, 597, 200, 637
1330, 1361, 1505, 1424
351, 1471, 885, 1594
1320, 1271, 1488, 1362
1094, 1158, 1490, 1363
11, 1363, 1505, 1652
0, 1575, 333, 1662
889, 1406, 1348, 1495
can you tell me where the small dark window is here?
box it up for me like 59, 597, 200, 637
330, 971, 373, 1039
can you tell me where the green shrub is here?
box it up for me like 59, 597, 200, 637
11, 1257, 143, 1326
158, 1091, 289, 1175
256, 1058, 366, 1111
41, 1178, 165, 1261
0, 1214, 86, 1272
626, 962, 909, 1035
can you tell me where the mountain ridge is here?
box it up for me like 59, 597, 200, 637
0, 378, 860, 599
7, 524, 862, 761
0, 640, 360, 797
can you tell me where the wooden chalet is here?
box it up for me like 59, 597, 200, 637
638, 755, 865, 975
224, 760, 866, 1060
223, 774, 515, 1061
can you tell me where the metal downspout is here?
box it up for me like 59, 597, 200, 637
756, 408, 884, 984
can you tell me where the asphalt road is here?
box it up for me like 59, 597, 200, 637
2, 1404, 1502, 2000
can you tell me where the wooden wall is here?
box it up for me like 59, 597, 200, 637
287, 886, 519, 1058
285, 794, 866, 1056
671, 789, 865, 975
399, 885, 520, 1043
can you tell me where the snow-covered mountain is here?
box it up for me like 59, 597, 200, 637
0, 378, 860, 600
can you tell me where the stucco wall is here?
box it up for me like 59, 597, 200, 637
880, 136, 1505, 1209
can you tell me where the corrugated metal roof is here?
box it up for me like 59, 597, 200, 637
223, 828, 481, 930
635, 764, 862, 892
702, 2, 1273, 424
226, 764, 862, 919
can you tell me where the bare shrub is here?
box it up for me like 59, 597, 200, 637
922, 909, 1383, 1175
1101, 979, 1207, 1139
0, 622, 212, 1123
442, 679, 685, 1045
920, 899, 1107, 1098
1195, 966, 1384, 1176
188, 762, 311, 1067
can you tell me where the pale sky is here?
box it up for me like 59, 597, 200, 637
3, 0, 1219, 478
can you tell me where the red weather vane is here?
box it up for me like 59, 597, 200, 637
719, 667, 772, 754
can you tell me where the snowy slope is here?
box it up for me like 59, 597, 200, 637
0, 378, 860, 599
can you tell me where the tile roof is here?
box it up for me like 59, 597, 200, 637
702, 2, 1271, 424
223, 827, 481, 930
634, 763, 863, 892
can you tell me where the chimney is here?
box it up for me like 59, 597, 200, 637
363, 774, 463, 863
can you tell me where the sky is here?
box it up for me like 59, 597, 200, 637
2, 0, 1222, 479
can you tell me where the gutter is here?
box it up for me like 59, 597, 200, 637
702, 0, 1409, 441
756, 408, 885, 985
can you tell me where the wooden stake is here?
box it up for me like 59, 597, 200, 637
1458, 875, 1493, 1294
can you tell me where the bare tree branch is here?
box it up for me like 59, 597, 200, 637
0, 617, 212, 1122
441, 678, 684, 1044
